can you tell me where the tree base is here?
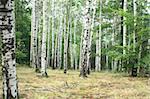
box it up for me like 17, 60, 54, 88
41, 72, 48, 77
131, 67, 137, 77
35, 68, 41, 73
64, 69, 67, 74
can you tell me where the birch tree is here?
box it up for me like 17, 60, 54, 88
31, 0, 38, 70
0, 0, 19, 98
51, 0, 55, 69
58, 3, 63, 69
95, 0, 102, 72
69, 17, 74, 69
41, 0, 48, 77
63, 15, 68, 73
123, 0, 127, 55
46, 3, 51, 67
133, 0, 136, 52
87, 0, 96, 73
73, 18, 78, 70
79, 0, 91, 77
37, 1, 43, 70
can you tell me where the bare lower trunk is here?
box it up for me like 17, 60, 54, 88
64, 16, 68, 73
87, 0, 96, 73
41, 0, 48, 77
69, 18, 74, 69
59, 5, 63, 69
0, 0, 19, 98
37, 3, 43, 72
96, 0, 102, 72
74, 18, 78, 70
133, 0, 136, 52
51, 0, 55, 69
79, 0, 91, 77
123, 0, 127, 55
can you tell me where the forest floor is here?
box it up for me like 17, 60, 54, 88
0, 66, 150, 99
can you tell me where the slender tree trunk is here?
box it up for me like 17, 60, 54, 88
30, 0, 36, 67
51, 0, 55, 69
79, 28, 84, 69
113, 16, 117, 71
47, 16, 51, 67
41, 0, 48, 77
64, 15, 68, 73
74, 18, 78, 70
69, 17, 74, 69
0, 0, 19, 98
133, 0, 136, 52
105, 42, 109, 70
123, 0, 127, 55
87, 0, 96, 74
58, 4, 63, 69
131, 0, 138, 77
111, 26, 115, 70
46, 1, 51, 68
54, 24, 58, 69
37, 2, 43, 71
79, 0, 91, 77
96, 0, 102, 72
31, 0, 39, 70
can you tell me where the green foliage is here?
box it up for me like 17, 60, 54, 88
15, 0, 31, 64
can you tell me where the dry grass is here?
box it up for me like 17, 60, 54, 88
0, 67, 150, 99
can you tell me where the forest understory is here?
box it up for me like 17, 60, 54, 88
0, 66, 150, 99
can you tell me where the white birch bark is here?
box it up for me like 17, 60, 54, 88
69, 17, 74, 69
64, 16, 68, 73
37, 2, 43, 70
80, 0, 91, 77
46, 0, 51, 68
54, 25, 58, 69
74, 18, 78, 70
31, 0, 38, 69
112, 16, 117, 71
133, 0, 136, 52
0, 0, 19, 98
51, 0, 55, 68
123, 0, 127, 55
41, 0, 48, 76
87, 0, 96, 72
58, 4, 63, 69
79, 28, 84, 69
105, 42, 109, 70
30, 0, 35, 67
47, 16, 50, 67
96, 0, 102, 72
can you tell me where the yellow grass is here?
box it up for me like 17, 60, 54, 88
0, 67, 150, 99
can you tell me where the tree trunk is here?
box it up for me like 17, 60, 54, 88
74, 18, 78, 70
79, 0, 91, 77
133, 0, 136, 52
51, 0, 55, 69
69, 17, 74, 69
46, 16, 51, 67
54, 24, 58, 69
87, 0, 96, 74
64, 15, 68, 74
96, 0, 102, 72
31, 0, 39, 70
41, 0, 48, 77
0, 0, 19, 98
123, 0, 127, 55
79, 28, 84, 70
37, 1, 43, 72
58, 4, 63, 69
